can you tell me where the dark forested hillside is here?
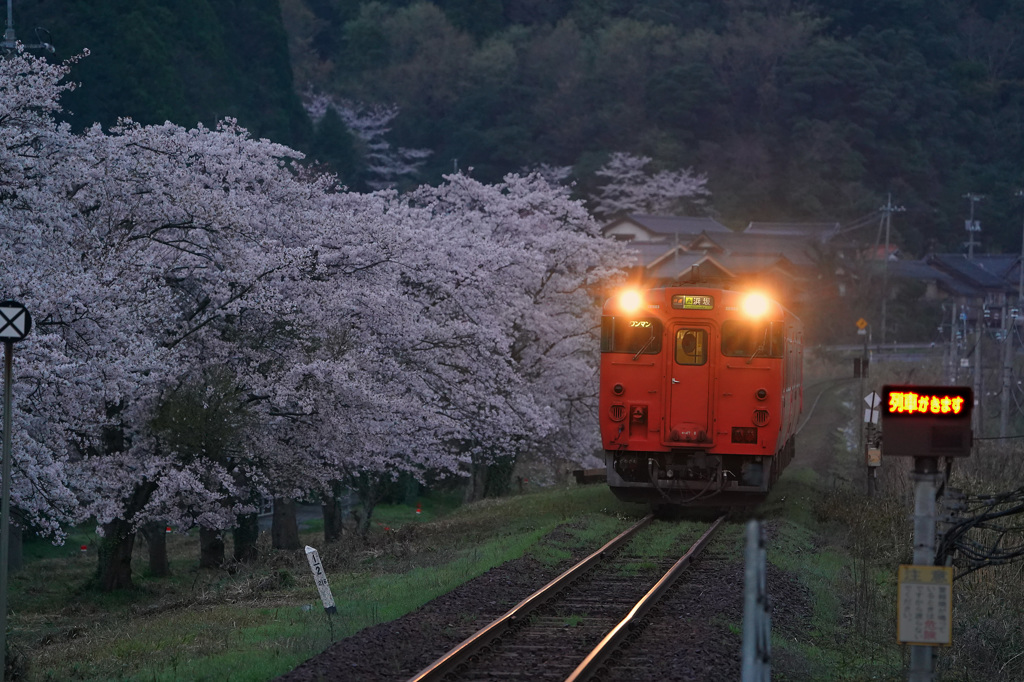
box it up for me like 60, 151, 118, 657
282, 0, 1024, 255
12, 0, 1024, 256
15, 0, 310, 147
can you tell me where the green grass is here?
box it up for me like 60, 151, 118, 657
12, 484, 643, 681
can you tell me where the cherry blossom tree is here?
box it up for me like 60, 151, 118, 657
589, 151, 710, 219
304, 89, 431, 190
2, 49, 632, 588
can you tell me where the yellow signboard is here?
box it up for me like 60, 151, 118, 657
897, 565, 953, 645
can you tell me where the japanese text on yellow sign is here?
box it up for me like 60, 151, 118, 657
897, 565, 953, 645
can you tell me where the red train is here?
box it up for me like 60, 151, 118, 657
599, 286, 803, 508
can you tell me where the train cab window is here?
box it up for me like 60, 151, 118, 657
600, 316, 663, 355
675, 328, 708, 365
721, 320, 784, 358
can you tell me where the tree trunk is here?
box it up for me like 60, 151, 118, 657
199, 527, 225, 568
322, 481, 345, 543
483, 455, 516, 498
271, 497, 301, 550
233, 512, 260, 563
139, 521, 170, 577
94, 481, 157, 591
464, 463, 486, 503
96, 518, 137, 591
7, 519, 22, 573
353, 475, 385, 536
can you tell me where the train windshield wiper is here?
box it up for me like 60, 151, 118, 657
747, 327, 770, 364
633, 333, 655, 361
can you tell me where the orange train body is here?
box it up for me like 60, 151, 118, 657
599, 286, 803, 507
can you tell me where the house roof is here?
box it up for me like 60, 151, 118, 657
973, 254, 1019, 281
626, 241, 680, 264
743, 221, 841, 242
602, 214, 733, 240
683, 231, 820, 268
926, 254, 1015, 292
882, 260, 975, 296
647, 252, 736, 281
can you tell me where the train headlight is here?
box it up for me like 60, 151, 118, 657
742, 292, 770, 318
619, 289, 644, 314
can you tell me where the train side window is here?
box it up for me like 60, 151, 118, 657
675, 329, 708, 365
600, 316, 663, 354
721, 320, 783, 358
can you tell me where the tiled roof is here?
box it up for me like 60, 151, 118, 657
683, 232, 819, 267
743, 222, 841, 241
926, 254, 1014, 291
604, 214, 733, 238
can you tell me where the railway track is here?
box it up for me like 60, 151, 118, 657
408, 514, 726, 682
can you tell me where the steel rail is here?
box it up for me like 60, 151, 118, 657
564, 514, 728, 682
406, 513, 654, 682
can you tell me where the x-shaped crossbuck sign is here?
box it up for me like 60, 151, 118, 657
0, 301, 31, 342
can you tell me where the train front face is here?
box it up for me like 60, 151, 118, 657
599, 286, 790, 506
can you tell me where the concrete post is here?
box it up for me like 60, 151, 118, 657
908, 457, 940, 682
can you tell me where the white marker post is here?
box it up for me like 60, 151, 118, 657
0, 301, 31, 679
304, 545, 337, 614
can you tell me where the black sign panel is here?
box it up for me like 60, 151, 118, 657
881, 385, 973, 457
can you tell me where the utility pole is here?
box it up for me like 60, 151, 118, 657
974, 314, 983, 435
879, 195, 905, 346
1001, 296, 1012, 437
1, 0, 55, 54
948, 302, 959, 383
963, 193, 983, 259
1006, 191, 1024, 436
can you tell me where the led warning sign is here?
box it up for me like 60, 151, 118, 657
882, 386, 972, 418
881, 385, 973, 458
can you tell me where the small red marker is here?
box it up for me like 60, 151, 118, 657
165, 526, 172, 534
415, 504, 421, 515
80, 544, 87, 554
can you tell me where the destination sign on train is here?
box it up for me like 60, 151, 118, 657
671, 295, 714, 310
881, 385, 972, 419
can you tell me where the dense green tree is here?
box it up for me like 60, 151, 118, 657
17, 0, 310, 146
18, 0, 1024, 255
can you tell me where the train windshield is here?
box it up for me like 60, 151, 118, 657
600, 316, 663, 355
720, 320, 783, 358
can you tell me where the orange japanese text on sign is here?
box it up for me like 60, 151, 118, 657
887, 391, 965, 415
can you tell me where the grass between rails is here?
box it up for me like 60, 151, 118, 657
12, 486, 644, 681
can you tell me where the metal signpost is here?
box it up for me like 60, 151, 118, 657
864, 391, 881, 495
0, 300, 31, 678
881, 384, 972, 682
741, 520, 771, 682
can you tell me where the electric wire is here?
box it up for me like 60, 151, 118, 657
937, 485, 1024, 580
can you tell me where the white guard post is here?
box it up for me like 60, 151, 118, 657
305, 545, 337, 614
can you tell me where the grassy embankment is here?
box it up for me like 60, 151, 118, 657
12, 487, 645, 681
771, 350, 1024, 681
